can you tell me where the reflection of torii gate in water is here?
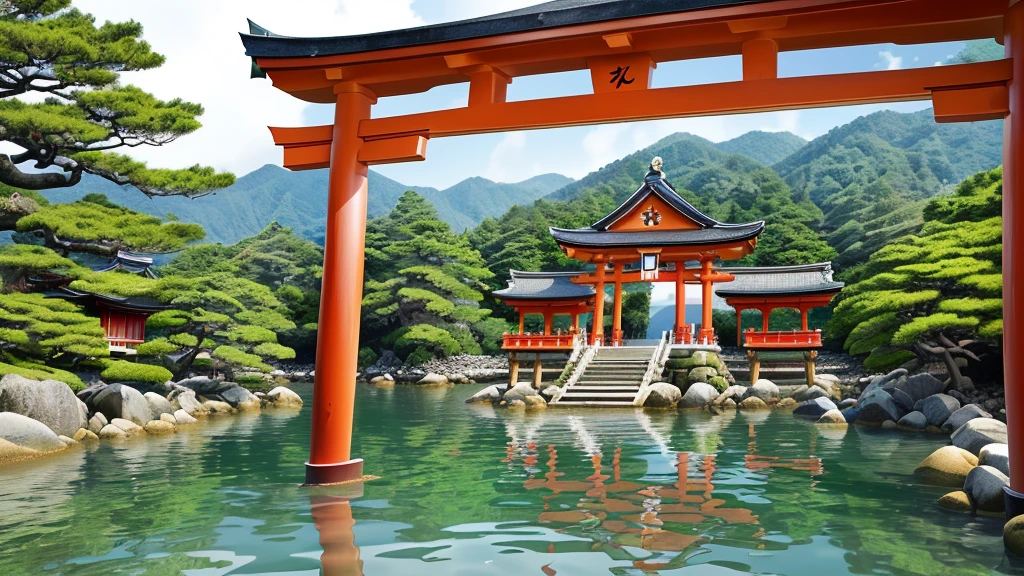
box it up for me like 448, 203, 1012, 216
239, 0, 1024, 500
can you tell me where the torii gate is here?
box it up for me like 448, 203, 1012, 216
239, 0, 1024, 507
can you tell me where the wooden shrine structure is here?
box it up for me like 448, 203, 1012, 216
240, 0, 1024, 504
716, 262, 845, 385
53, 288, 168, 355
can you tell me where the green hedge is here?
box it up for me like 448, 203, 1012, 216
101, 360, 173, 384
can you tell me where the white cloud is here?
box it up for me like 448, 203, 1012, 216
879, 50, 903, 70
483, 132, 538, 183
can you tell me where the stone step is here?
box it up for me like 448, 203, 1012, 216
553, 400, 637, 407
567, 386, 640, 392
578, 379, 644, 386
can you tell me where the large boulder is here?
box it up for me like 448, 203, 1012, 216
952, 418, 1008, 456
793, 397, 837, 419
144, 392, 173, 420
715, 385, 748, 404
891, 388, 916, 413
897, 411, 928, 431
963, 465, 1009, 513
747, 380, 779, 402
686, 367, 718, 384
82, 383, 150, 426
979, 443, 1009, 476
856, 389, 902, 425
266, 387, 303, 408
940, 404, 991, 433
913, 445, 977, 487
896, 373, 945, 404
920, 394, 960, 427
504, 383, 540, 403
178, 378, 258, 410
0, 412, 65, 454
0, 374, 85, 437
644, 382, 681, 408
816, 409, 846, 425
680, 382, 719, 408
466, 385, 503, 404
737, 396, 769, 411
794, 385, 829, 403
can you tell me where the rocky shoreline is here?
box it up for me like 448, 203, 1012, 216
0, 374, 302, 466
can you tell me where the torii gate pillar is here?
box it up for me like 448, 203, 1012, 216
305, 87, 374, 485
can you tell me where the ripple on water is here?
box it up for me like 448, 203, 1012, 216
0, 382, 1018, 575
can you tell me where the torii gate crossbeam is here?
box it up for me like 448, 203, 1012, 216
240, 0, 1024, 518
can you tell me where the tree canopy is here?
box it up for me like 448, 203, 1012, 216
0, 0, 233, 195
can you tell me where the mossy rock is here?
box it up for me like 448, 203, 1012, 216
687, 366, 718, 384
689, 351, 723, 370
665, 359, 690, 370
669, 349, 692, 359
709, 376, 729, 392
672, 371, 689, 389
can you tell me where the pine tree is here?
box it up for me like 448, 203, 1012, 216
0, 1, 233, 196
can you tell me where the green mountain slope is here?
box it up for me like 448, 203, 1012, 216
715, 131, 807, 165
38, 167, 572, 245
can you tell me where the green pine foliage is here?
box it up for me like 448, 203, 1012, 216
15, 194, 204, 252
829, 167, 1004, 370
0, 1, 234, 196
100, 360, 172, 385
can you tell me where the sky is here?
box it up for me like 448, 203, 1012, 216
67, 0, 975, 192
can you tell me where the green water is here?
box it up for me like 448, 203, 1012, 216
0, 383, 1018, 575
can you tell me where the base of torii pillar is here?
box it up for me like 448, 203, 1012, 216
306, 459, 365, 486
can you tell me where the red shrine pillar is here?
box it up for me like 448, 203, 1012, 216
611, 261, 624, 345
592, 260, 607, 344
306, 86, 374, 485
1003, 0, 1024, 516
675, 262, 686, 343
699, 258, 715, 343
543, 312, 553, 335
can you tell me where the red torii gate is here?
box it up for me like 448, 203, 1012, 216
239, 0, 1023, 506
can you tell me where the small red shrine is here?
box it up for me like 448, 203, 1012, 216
56, 289, 168, 355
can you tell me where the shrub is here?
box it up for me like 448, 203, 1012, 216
101, 360, 173, 384
0, 360, 85, 391
357, 347, 378, 368
890, 313, 979, 346
863, 349, 917, 372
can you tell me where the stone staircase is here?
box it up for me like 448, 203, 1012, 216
556, 346, 656, 406
721, 351, 809, 385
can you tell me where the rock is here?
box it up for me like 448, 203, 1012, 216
940, 404, 991, 433
1006, 515, 1024, 557
857, 390, 903, 425
952, 418, 1008, 455
111, 417, 142, 434
839, 398, 858, 409
76, 399, 88, 431
416, 373, 449, 386
84, 383, 150, 426
72, 428, 89, 442
896, 373, 945, 404
0, 374, 85, 437
897, 411, 928, 431
98, 424, 127, 439
540, 385, 561, 402
504, 383, 540, 403
203, 399, 234, 414
169, 388, 206, 416
0, 412, 65, 452
57, 435, 76, 447
505, 399, 526, 411
794, 385, 829, 403
881, 420, 897, 429
920, 394, 960, 427
144, 420, 175, 435
80, 429, 99, 441
891, 388, 916, 413
747, 380, 780, 402
816, 409, 846, 425
815, 374, 841, 386
266, 387, 303, 408
466, 385, 503, 404
937, 491, 972, 512
88, 413, 108, 435
369, 374, 393, 384
144, 392, 173, 420
721, 398, 737, 409
173, 410, 197, 425
687, 367, 718, 384
371, 378, 394, 388
737, 396, 768, 411
160, 413, 177, 425
793, 397, 837, 419
963, 465, 1008, 513
220, 385, 260, 410
841, 406, 861, 424
680, 383, 719, 408
776, 397, 798, 410
979, 443, 1010, 476
523, 396, 547, 410
644, 382, 681, 408
913, 446, 978, 487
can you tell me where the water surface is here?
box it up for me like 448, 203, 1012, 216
0, 383, 1017, 575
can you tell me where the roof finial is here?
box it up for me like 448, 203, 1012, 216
649, 156, 665, 178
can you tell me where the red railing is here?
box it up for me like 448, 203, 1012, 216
674, 325, 693, 345
502, 333, 577, 350
744, 329, 822, 349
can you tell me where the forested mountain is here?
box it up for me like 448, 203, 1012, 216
715, 131, 807, 165
36, 167, 572, 245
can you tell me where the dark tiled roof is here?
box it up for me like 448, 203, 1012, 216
550, 221, 764, 248
593, 172, 723, 230
242, 1, 773, 59
49, 288, 170, 312
714, 262, 845, 297
493, 270, 594, 301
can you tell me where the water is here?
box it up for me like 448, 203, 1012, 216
0, 383, 1018, 575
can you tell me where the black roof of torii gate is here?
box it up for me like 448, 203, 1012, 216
241, 0, 773, 59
